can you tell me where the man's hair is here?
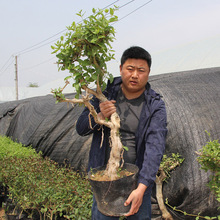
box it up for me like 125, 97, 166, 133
120, 46, 152, 68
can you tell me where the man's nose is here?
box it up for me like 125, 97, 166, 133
132, 69, 138, 78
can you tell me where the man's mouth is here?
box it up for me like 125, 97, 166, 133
130, 80, 138, 85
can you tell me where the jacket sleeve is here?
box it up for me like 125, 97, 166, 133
138, 99, 168, 189
76, 95, 101, 136
76, 78, 118, 136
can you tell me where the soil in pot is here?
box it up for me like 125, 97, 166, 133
88, 163, 139, 217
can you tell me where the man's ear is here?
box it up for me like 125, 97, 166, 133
120, 65, 122, 75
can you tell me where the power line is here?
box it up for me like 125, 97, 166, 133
18, 0, 152, 56
1, 0, 147, 59
118, 0, 135, 10
18, 38, 60, 56
103, 0, 120, 9
0, 56, 14, 76
0, 56, 12, 72
15, 0, 120, 56
15, 0, 139, 56
16, 29, 67, 56
0, 0, 153, 75
117, 0, 153, 22
0, 0, 121, 75
19, 57, 56, 71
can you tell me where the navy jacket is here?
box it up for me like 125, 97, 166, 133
76, 77, 167, 190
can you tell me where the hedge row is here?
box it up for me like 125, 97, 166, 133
0, 136, 93, 220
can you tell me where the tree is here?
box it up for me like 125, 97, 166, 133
155, 153, 184, 220
51, 7, 124, 180
28, 82, 39, 88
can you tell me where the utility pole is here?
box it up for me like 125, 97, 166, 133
15, 55, 18, 100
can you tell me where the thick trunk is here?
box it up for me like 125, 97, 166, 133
155, 174, 173, 220
104, 112, 123, 180
91, 88, 124, 180
57, 84, 124, 180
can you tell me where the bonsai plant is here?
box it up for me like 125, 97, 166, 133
156, 132, 219, 219
155, 153, 184, 220
51, 6, 130, 181
51, 7, 139, 216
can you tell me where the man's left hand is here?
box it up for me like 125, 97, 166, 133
124, 183, 147, 216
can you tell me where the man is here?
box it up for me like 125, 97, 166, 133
76, 46, 167, 219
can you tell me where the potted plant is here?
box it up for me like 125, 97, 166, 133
51, 7, 138, 216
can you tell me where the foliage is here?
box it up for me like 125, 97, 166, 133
51, 7, 118, 98
51, 7, 123, 181
28, 82, 39, 88
197, 131, 220, 202
159, 153, 184, 181
0, 136, 93, 220
0, 136, 40, 159
163, 132, 220, 219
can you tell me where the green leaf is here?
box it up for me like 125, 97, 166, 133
64, 75, 72, 81
109, 17, 118, 23
75, 93, 79, 99
74, 83, 80, 92
110, 8, 114, 16
91, 74, 98, 81
41, 207, 48, 213
109, 73, 114, 83
123, 146, 129, 152
102, 81, 107, 91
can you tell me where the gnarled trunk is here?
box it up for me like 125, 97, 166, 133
104, 112, 124, 180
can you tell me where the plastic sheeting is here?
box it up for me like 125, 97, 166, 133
150, 67, 220, 217
0, 67, 220, 217
0, 93, 91, 172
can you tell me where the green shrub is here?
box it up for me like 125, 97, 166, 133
0, 136, 93, 219
0, 136, 40, 159
197, 132, 220, 203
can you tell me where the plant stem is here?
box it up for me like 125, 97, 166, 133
56, 84, 124, 180
155, 170, 173, 220
165, 201, 216, 219
104, 112, 123, 180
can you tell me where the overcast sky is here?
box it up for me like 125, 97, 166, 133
1, 0, 220, 88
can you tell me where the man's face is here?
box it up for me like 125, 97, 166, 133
120, 58, 150, 99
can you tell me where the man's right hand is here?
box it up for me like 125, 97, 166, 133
98, 100, 116, 120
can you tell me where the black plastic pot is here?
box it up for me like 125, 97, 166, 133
88, 163, 139, 216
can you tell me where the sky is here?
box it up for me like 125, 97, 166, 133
1, 0, 220, 89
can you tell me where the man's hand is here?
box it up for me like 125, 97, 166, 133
98, 100, 116, 120
124, 183, 147, 216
